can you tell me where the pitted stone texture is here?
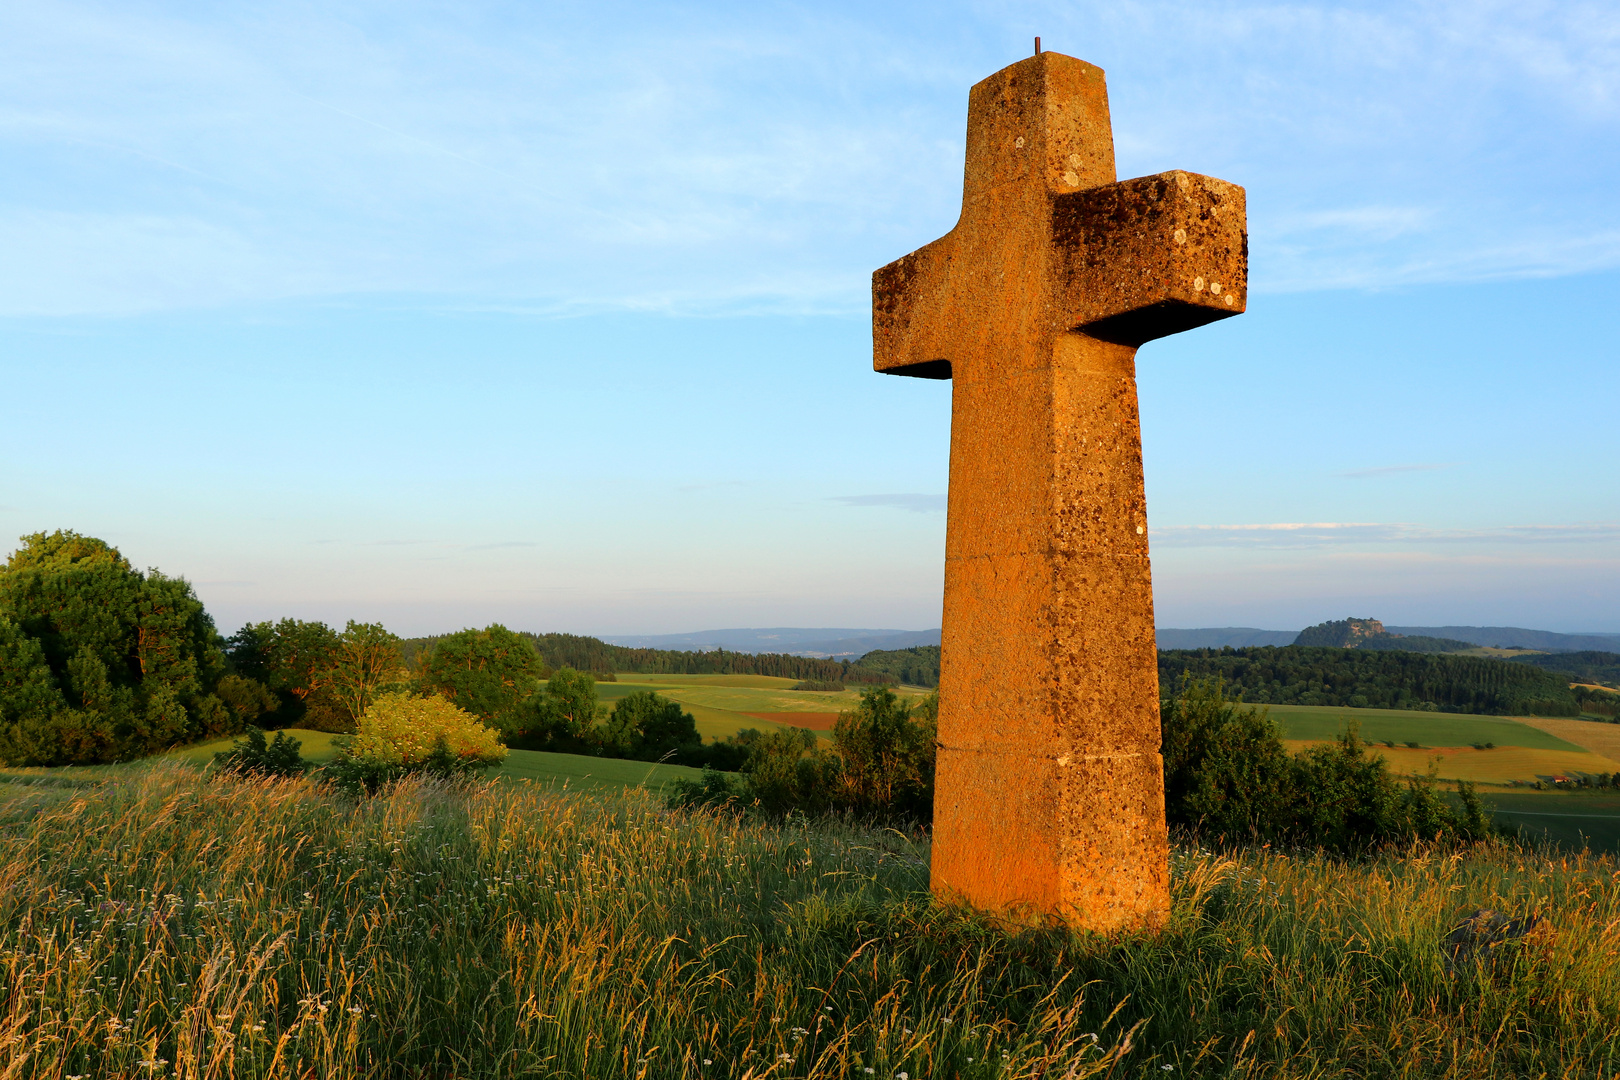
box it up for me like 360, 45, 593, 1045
873, 51, 1247, 931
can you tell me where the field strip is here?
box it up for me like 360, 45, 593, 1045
1492, 809, 1620, 819
1514, 716, 1620, 762
744, 711, 842, 731
1282, 741, 1620, 784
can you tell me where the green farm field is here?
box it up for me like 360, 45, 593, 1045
1481, 791, 1620, 855
1267, 703, 1620, 784
1264, 704, 1579, 749
162, 730, 706, 792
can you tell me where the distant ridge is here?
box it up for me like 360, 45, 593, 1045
600, 627, 940, 659
600, 624, 1620, 659
1385, 626, 1620, 653
1155, 627, 1300, 649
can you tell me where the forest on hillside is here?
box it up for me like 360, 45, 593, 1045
1158, 646, 1591, 716
1509, 650, 1620, 689
399, 632, 900, 685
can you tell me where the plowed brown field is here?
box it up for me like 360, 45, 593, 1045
744, 712, 842, 731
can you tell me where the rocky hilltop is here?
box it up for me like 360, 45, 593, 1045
1295, 618, 1387, 647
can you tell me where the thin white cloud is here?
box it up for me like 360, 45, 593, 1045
1, 0, 1617, 316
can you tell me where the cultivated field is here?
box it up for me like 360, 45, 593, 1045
1, 764, 1617, 1078
1267, 704, 1620, 783
606, 674, 932, 742
1483, 792, 1620, 855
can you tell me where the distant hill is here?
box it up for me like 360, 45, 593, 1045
1293, 618, 1473, 653
600, 627, 940, 658
1386, 626, 1620, 652
1154, 628, 1300, 649
1295, 617, 1389, 648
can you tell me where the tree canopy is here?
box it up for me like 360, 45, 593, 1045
0, 530, 241, 765
413, 624, 545, 732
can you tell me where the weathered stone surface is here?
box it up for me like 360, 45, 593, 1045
872, 51, 1247, 930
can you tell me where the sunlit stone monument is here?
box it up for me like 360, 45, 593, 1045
872, 49, 1248, 930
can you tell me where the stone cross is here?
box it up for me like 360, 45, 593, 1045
873, 51, 1247, 931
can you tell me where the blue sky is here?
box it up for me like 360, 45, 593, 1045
2, 0, 1616, 636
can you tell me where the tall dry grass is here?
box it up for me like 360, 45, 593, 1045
0, 764, 1616, 1078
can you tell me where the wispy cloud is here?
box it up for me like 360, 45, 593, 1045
1, 0, 1616, 316
1154, 521, 1620, 548
1339, 463, 1455, 479
832, 494, 946, 513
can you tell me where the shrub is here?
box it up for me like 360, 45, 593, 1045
1161, 676, 1494, 852
213, 726, 307, 778
670, 687, 938, 826
603, 690, 703, 763
828, 685, 936, 822
792, 680, 844, 692
1161, 677, 1295, 841
326, 692, 505, 793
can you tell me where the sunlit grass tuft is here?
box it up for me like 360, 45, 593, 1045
1, 764, 1616, 1078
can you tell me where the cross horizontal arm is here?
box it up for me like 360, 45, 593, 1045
871, 236, 958, 379
1052, 170, 1246, 346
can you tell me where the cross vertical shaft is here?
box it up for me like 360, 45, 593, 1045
873, 51, 1247, 929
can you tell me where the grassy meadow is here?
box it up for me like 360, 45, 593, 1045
3, 762, 1620, 1079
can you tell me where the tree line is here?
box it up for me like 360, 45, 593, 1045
1509, 651, 1620, 692
402, 632, 939, 687
1157, 646, 1588, 716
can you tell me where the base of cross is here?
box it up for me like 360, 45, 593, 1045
933, 747, 1170, 930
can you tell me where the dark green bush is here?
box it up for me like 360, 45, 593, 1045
213, 726, 308, 778
1161, 677, 1493, 852
322, 734, 480, 795
602, 690, 703, 763
669, 686, 936, 826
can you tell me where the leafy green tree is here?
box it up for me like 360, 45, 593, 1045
1160, 677, 1494, 851
0, 530, 237, 765
605, 690, 701, 761
414, 624, 545, 734
670, 689, 938, 826
226, 619, 346, 730
1160, 677, 1295, 841
0, 615, 73, 764
213, 674, 278, 725
829, 685, 937, 822
328, 621, 401, 727
539, 667, 602, 741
